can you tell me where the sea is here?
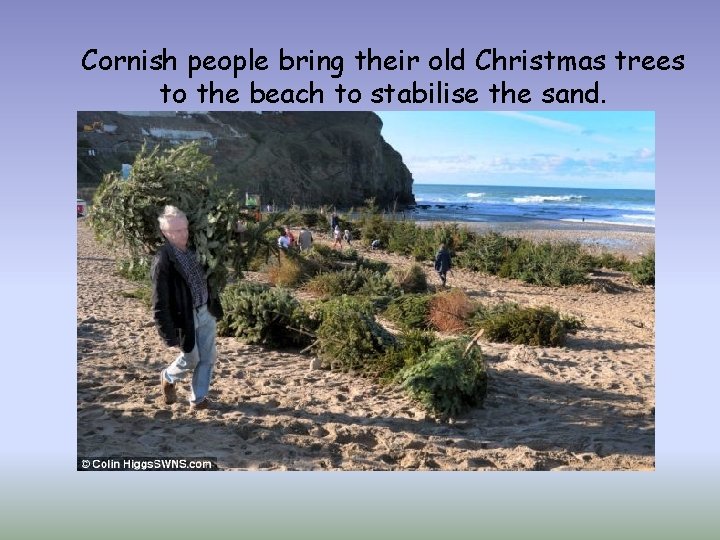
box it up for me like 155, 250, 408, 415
409, 184, 655, 228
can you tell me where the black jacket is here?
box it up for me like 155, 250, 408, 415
151, 243, 223, 353
434, 248, 452, 273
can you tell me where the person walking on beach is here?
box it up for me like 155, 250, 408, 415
332, 225, 343, 249
330, 212, 339, 236
434, 243, 452, 287
298, 225, 313, 251
152, 206, 223, 410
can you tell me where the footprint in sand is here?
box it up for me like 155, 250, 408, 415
404, 439, 427, 450
309, 426, 329, 438
333, 430, 379, 450
77, 405, 108, 420
98, 392, 129, 403
465, 457, 497, 469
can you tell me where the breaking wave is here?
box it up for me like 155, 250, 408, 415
513, 195, 586, 204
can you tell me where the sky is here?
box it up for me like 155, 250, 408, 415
376, 111, 655, 189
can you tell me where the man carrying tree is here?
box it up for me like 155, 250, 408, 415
152, 205, 224, 410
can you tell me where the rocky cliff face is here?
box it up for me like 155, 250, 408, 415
77, 111, 414, 208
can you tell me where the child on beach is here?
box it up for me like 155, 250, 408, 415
343, 229, 352, 245
332, 225, 342, 249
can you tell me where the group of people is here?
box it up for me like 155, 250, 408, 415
152, 206, 453, 410
332, 225, 352, 249
330, 212, 351, 249
278, 225, 351, 251
277, 225, 314, 251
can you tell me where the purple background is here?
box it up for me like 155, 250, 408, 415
1, 0, 716, 535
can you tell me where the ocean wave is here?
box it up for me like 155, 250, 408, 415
622, 214, 655, 221
513, 195, 586, 204
466, 192, 485, 198
619, 205, 656, 212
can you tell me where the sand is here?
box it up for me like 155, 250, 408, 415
77, 221, 654, 470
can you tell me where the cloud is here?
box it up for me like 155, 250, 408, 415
488, 111, 585, 134
488, 112, 615, 144
407, 150, 655, 178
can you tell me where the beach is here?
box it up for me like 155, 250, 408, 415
77, 220, 654, 471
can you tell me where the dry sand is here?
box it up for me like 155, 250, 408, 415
77, 221, 654, 470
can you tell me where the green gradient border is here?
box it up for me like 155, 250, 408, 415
3, 472, 718, 539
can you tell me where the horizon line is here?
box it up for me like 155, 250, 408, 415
412, 182, 655, 191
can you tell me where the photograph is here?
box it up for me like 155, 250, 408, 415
77, 110, 655, 471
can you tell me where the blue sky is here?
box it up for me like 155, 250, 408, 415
376, 111, 655, 189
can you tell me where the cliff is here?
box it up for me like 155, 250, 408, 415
77, 111, 415, 208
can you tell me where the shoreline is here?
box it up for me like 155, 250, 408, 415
414, 217, 654, 234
